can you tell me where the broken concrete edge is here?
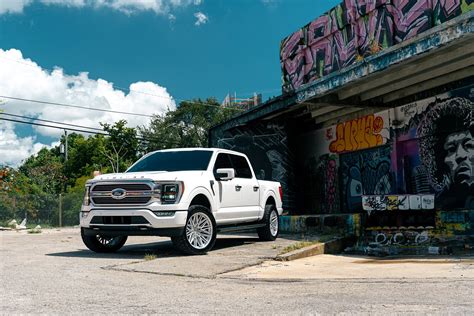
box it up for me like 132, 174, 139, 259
275, 236, 356, 261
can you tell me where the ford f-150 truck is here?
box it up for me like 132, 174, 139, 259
80, 148, 283, 254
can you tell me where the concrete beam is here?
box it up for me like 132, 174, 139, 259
310, 106, 342, 118
360, 54, 474, 101
338, 40, 473, 100
383, 66, 474, 103
313, 107, 363, 125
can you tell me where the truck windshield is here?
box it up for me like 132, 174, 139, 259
126, 150, 213, 173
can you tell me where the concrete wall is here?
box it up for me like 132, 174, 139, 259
281, 0, 474, 93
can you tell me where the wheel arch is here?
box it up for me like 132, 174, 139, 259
186, 187, 215, 212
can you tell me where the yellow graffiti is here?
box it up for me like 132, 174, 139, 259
329, 114, 384, 153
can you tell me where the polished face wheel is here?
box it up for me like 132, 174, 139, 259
270, 210, 279, 236
186, 212, 213, 250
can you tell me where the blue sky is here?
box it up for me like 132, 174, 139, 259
0, 0, 340, 166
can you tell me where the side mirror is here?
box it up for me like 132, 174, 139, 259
216, 168, 235, 181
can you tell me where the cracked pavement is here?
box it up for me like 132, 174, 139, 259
1, 228, 473, 314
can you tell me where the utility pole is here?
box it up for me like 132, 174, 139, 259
64, 130, 68, 161
59, 193, 62, 227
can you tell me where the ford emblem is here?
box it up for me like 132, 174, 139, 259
111, 188, 127, 200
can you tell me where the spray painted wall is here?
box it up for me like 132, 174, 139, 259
212, 123, 296, 210
297, 84, 474, 213
281, 0, 474, 93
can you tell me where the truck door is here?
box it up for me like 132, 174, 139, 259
213, 153, 242, 222
229, 154, 260, 220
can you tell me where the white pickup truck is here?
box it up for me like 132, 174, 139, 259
80, 148, 283, 254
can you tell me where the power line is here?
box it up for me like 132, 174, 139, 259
0, 117, 109, 136
0, 115, 181, 146
0, 112, 104, 132
0, 95, 154, 118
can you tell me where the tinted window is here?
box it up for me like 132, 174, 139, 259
127, 150, 213, 172
230, 155, 252, 179
213, 153, 232, 174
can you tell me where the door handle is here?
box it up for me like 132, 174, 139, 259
235, 185, 242, 191
253, 186, 259, 192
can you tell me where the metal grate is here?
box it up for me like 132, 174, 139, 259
90, 216, 150, 225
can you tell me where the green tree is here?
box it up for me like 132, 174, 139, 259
140, 98, 240, 152
100, 120, 140, 173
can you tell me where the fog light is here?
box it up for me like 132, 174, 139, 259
81, 212, 89, 218
153, 211, 175, 217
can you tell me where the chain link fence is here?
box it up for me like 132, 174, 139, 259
0, 192, 83, 227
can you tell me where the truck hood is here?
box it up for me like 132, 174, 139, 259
90, 170, 205, 183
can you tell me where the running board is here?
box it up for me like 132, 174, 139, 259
217, 223, 266, 233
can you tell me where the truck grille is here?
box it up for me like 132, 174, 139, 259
90, 182, 154, 206
90, 216, 150, 225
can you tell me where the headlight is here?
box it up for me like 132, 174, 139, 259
83, 186, 91, 206
153, 182, 184, 204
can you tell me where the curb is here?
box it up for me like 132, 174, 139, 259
275, 237, 354, 261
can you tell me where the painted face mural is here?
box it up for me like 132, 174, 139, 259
443, 131, 474, 188
417, 97, 474, 208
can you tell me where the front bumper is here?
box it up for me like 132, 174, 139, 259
81, 226, 184, 237
80, 208, 188, 236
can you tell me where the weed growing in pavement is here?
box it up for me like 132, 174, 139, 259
144, 253, 157, 261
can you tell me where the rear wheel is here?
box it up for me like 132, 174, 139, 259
171, 205, 216, 255
81, 228, 127, 253
257, 204, 279, 241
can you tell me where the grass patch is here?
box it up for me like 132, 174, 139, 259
144, 253, 157, 261
27, 228, 42, 234
280, 240, 321, 255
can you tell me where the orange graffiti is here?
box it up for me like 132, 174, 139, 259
329, 114, 384, 153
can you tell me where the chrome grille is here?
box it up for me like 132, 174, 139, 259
91, 182, 154, 206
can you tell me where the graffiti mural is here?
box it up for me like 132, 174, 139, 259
329, 114, 386, 153
315, 154, 340, 213
215, 123, 296, 210
432, 0, 474, 25
280, 0, 473, 92
340, 145, 395, 211
390, 0, 433, 43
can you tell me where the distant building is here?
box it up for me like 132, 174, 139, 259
222, 93, 262, 110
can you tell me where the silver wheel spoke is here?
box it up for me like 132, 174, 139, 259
270, 211, 278, 236
185, 212, 213, 250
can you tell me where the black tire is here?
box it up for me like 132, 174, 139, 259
81, 228, 127, 253
171, 205, 216, 255
257, 204, 279, 241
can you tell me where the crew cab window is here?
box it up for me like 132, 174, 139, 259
229, 155, 253, 179
213, 153, 232, 175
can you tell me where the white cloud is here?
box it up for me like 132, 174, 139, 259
0, 0, 32, 14
0, 48, 176, 167
0, 0, 202, 15
194, 11, 208, 26
0, 121, 54, 167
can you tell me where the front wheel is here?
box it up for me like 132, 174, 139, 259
171, 205, 216, 255
257, 205, 279, 241
81, 228, 127, 253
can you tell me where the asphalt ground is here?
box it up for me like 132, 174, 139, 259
1, 228, 473, 314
